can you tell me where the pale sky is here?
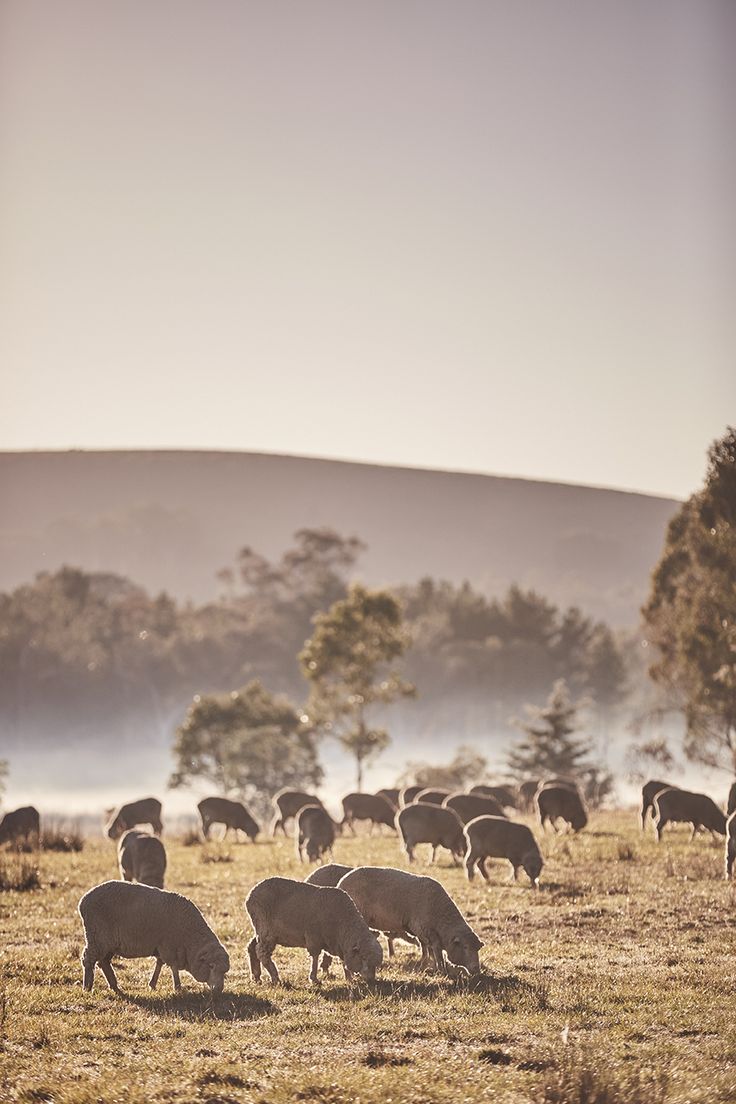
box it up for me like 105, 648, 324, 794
2, 1, 734, 499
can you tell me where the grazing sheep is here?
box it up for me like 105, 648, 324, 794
245, 876, 383, 985
337, 866, 483, 976
271, 788, 324, 836
78, 880, 229, 993
375, 787, 400, 809
197, 796, 259, 841
726, 812, 736, 879
464, 815, 543, 887
443, 792, 506, 823
399, 784, 425, 807
0, 805, 40, 846
517, 779, 541, 812
469, 784, 518, 809
640, 780, 677, 830
118, 829, 167, 889
105, 797, 163, 840
415, 788, 451, 806
341, 792, 396, 835
296, 804, 337, 863
304, 864, 416, 965
536, 785, 588, 833
727, 782, 736, 817
396, 803, 465, 864
652, 787, 726, 842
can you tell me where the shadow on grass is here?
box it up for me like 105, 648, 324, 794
316, 970, 544, 1005
124, 990, 278, 1021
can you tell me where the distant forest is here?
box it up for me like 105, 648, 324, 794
0, 528, 647, 757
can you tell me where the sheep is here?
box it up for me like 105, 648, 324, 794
464, 815, 543, 887
271, 787, 324, 836
727, 782, 736, 817
304, 864, 417, 964
78, 880, 230, 993
245, 876, 383, 985
296, 804, 337, 863
118, 829, 167, 889
443, 791, 507, 823
399, 785, 425, 807
469, 784, 518, 809
105, 797, 163, 840
652, 787, 726, 842
375, 787, 400, 809
197, 796, 259, 841
396, 803, 465, 864
415, 788, 451, 805
341, 792, 396, 835
726, 812, 736, 879
337, 866, 483, 975
536, 785, 588, 833
0, 805, 40, 846
640, 780, 677, 830
517, 779, 541, 812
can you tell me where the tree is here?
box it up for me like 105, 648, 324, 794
399, 745, 487, 791
169, 680, 322, 819
300, 584, 415, 789
643, 427, 736, 772
509, 679, 593, 779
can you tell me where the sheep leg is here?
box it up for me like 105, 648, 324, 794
655, 816, 666, 841
430, 845, 438, 864
257, 940, 280, 984
152, 817, 163, 836
477, 856, 490, 882
405, 841, 414, 863
307, 945, 323, 985
510, 865, 519, 882
417, 937, 433, 970
387, 935, 395, 957
320, 952, 333, 975
170, 967, 181, 991
201, 819, 210, 839
465, 850, 476, 881
81, 947, 96, 991
429, 934, 447, 974
270, 815, 284, 837
689, 823, 698, 843
247, 936, 262, 982
98, 956, 119, 992
149, 958, 163, 989
640, 802, 649, 831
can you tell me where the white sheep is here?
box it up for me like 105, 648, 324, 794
337, 866, 483, 975
78, 880, 230, 993
245, 876, 383, 985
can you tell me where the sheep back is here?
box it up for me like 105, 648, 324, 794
341, 792, 395, 828
118, 829, 167, 888
305, 863, 354, 888
653, 788, 726, 838
444, 792, 506, 823
397, 803, 465, 861
536, 785, 588, 832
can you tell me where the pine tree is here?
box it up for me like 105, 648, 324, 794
508, 679, 592, 778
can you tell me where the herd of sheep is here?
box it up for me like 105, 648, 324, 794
1, 775, 735, 996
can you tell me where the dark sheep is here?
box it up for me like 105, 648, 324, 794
296, 804, 338, 863
415, 788, 451, 806
443, 792, 506, 823
341, 792, 396, 834
396, 803, 465, 864
105, 797, 163, 840
652, 788, 726, 842
726, 812, 736, 879
0, 805, 40, 846
536, 785, 588, 833
375, 787, 400, 809
640, 780, 677, 829
399, 785, 425, 807
469, 784, 518, 809
197, 796, 260, 841
270, 788, 324, 837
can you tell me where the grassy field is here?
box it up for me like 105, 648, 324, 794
2, 810, 736, 1104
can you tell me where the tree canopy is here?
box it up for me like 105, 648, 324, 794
300, 583, 414, 788
643, 427, 736, 772
169, 679, 321, 818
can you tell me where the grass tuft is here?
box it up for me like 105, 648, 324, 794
539, 1044, 669, 1104
0, 854, 41, 891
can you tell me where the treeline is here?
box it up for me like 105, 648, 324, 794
0, 528, 632, 745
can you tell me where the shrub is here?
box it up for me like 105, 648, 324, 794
40, 825, 84, 853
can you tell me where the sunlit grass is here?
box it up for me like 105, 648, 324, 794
2, 811, 736, 1102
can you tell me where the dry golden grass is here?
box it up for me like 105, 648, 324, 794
2, 810, 736, 1103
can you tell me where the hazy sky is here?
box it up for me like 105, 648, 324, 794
2, 1, 734, 499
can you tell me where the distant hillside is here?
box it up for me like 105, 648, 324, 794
0, 450, 678, 625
